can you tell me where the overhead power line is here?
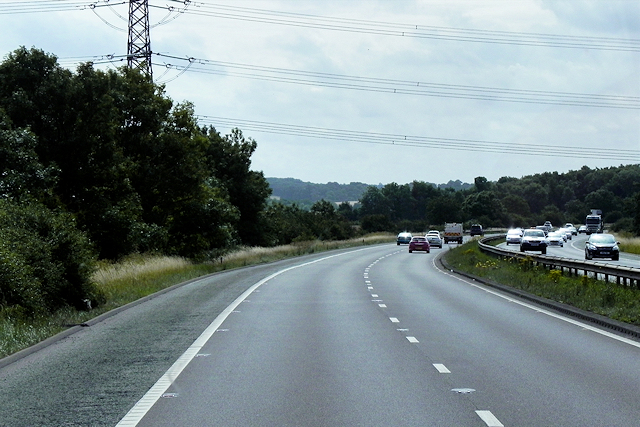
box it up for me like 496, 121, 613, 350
0, 0, 126, 14
164, 0, 640, 53
2, 1, 638, 52
55, 52, 640, 109
153, 53, 639, 109
196, 115, 640, 162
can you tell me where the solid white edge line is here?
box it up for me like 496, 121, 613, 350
116, 246, 380, 426
476, 410, 504, 427
433, 256, 640, 349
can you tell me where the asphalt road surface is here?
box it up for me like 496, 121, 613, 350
1, 243, 640, 426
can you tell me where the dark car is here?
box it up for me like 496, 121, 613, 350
520, 229, 548, 254
470, 224, 484, 236
585, 233, 620, 261
409, 236, 430, 253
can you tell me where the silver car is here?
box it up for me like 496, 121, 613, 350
546, 231, 565, 247
426, 233, 443, 248
505, 229, 523, 245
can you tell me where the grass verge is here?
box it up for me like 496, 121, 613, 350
616, 234, 640, 255
0, 234, 394, 359
444, 241, 640, 326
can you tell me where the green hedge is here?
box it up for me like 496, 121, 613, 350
0, 200, 103, 316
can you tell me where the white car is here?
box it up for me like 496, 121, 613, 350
564, 223, 578, 235
546, 231, 565, 247
505, 229, 523, 245
557, 228, 572, 240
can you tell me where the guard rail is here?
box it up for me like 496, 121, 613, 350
478, 235, 640, 289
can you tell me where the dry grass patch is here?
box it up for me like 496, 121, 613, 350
614, 234, 640, 255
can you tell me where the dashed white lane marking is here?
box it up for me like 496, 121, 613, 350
433, 363, 451, 373
476, 410, 504, 427
406, 336, 419, 343
116, 246, 380, 427
371, 294, 379, 297
378, 303, 387, 308
389, 317, 400, 323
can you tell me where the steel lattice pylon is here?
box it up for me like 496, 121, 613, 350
127, 0, 152, 78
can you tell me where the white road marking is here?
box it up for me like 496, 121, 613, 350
371, 294, 378, 297
433, 363, 451, 373
406, 336, 419, 343
115, 246, 380, 426
378, 303, 387, 308
389, 317, 399, 323
476, 410, 504, 427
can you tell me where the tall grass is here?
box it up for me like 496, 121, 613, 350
445, 241, 640, 325
0, 234, 395, 358
615, 234, 640, 255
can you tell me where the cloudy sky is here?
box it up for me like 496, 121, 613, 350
2, 0, 639, 185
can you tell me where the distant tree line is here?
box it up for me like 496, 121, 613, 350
346, 168, 640, 234
1, 47, 638, 317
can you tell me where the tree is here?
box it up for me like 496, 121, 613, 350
473, 176, 491, 192
359, 186, 390, 218
0, 199, 100, 315
309, 199, 354, 240
205, 128, 272, 246
0, 111, 57, 203
426, 190, 463, 225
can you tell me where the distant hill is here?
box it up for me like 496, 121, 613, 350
267, 178, 370, 202
266, 178, 472, 203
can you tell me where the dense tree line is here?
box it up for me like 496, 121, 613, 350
350, 166, 640, 235
0, 47, 274, 314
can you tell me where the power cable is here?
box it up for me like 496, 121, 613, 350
196, 115, 640, 162
163, 1, 640, 52
153, 53, 639, 109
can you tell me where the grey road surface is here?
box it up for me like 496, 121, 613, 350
2, 244, 640, 426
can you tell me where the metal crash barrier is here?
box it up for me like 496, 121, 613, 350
478, 235, 640, 289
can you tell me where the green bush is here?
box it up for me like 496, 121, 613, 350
0, 200, 102, 315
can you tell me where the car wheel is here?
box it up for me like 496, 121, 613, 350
541, 248, 547, 254
409, 250, 412, 253
612, 254, 619, 261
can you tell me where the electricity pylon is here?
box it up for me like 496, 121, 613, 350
127, 0, 152, 78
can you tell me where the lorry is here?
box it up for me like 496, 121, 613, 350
443, 222, 464, 244
585, 209, 603, 234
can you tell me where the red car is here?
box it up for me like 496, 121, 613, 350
409, 236, 430, 253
